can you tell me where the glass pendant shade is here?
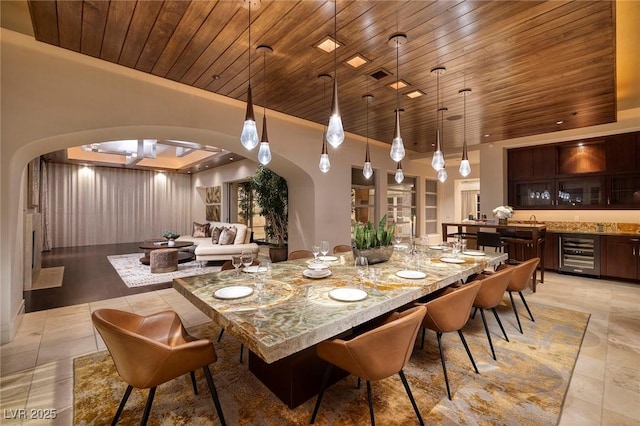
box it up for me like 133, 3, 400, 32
459, 159, 471, 177
363, 161, 373, 179
431, 130, 445, 171
258, 142, 271, 165
395, 163, 404, 183
241, 85, 259, 150
319, 136, 331, 173
327, 80, 344, 148
390, 111, 405, 161
437, 166, 448, 183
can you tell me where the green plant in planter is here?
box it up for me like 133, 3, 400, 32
162, 231, 180, 240
353, 215, 395, 250
252, 166, 288, 247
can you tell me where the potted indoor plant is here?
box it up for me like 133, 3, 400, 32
492, 205, 514, 225
352, 215, 395, 264
252, 166, 288, 262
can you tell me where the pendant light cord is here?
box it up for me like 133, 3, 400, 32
248, 3, 251, 86
263, 50, 267, 112
334, 0, 337, 79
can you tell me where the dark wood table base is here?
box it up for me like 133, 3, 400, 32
139, 251, 195, 265
248, 346, 348, 409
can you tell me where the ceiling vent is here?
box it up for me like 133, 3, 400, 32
370, 69, 391, 80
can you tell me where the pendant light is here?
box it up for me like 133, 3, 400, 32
436, 105, 448, 182
458, 88, 472, 177
362, 94, 374, 179
431, 67, 446, 171
240, 3, 259, 150
389, 33, 407, 162
395, 161, 404, 183
319, 74, 331, 173
257, 45, 273, 165
326, 0, 344, 148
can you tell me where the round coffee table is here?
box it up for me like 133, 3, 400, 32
139, 240, 195, 265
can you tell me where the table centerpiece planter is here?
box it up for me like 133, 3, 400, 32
352, 214, 395, 265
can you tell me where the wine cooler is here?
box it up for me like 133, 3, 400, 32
559, 234, 601, 277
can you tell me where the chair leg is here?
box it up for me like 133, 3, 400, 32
399, 370, 424, 426
140, 387, 156, 426
420, 327, 426, 350
111, 384, 133, 426
240, 343, 244, 363
190, 371, 198, 395
366, 380, 375, 426
471, 307, 478, 320
217, 328, 225, 342
435, 332, 451, 400
457, 330, 479, 374
519, 291, 535, 322
509, 292, 523, 334
491, 307, 509, 342
310, 364, 333, 424
478, 309, 497, 361
357, 377, 361, 389
203, 365, 226, 426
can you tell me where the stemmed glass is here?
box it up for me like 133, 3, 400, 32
320, 240, 330, 259
354, 256, 369, 289
394, 232, 403, 246
241, 251, 253, 271
231, 255, 242, 277
312, 244, 320, 263
369, 266, 381, 295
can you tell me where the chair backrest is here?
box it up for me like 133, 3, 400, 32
507, 257, 540, 292
288, 250, 314, 260
472, 267, 515, 309
422, 281, 481, 333
92, 309, 173, 388
332, 244, 352, 254
324, 306, 426, 381
476, 231, 503, 250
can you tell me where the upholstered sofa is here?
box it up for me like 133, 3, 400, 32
177, 222, 259, 262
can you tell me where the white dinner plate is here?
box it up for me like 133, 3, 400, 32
214, 286, 254, 300
462, 250, 486, 256
303, 269, 332, 279
306, 261, 329, 270
243, 265, 268, 273
440, 257, 465, 264
429, 245, 446, 250
329, 288, 368, 302
318, 255, 339, 262
395, 270, 427, 279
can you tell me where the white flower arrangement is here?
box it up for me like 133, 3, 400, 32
492, 205, 514, 219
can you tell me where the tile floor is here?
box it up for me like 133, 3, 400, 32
1, 272, 638, 425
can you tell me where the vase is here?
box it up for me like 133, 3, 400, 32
352, 246, 394, 265
498, 218, 508, 225
168, 239, 175, 247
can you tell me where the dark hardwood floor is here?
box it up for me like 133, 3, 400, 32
26, 243, 174, 312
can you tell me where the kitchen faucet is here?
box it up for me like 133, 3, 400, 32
529, 214, 537, 224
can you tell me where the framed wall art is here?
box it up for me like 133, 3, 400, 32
28, 157, 41, 208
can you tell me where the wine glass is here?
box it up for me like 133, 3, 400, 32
354, 256, 369, 288
231, 255, 242, 276
241, 251, 253, 270
394, 231, 402, 246
320, 240, 330, 259
312, 244, 320, 262
369, 267, 381, 295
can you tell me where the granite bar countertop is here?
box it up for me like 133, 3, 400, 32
174, 249, 506, 364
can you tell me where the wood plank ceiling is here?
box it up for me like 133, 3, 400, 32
28, 0, 616, 156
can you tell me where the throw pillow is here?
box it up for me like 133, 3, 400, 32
192, 222, 211, 238
218, 226, 237, 245
211, 226, 222, 244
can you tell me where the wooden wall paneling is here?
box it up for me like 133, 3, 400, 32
508, 148, 534, 180
532, 145, 557, 178
557, 143, 606, 174
606, 132, 638, 172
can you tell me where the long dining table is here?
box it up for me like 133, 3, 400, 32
173, 247, 507, 408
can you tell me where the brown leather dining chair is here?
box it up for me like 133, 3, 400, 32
470, 267, 515, 361
332, 244, 352, 254
310, 305, 427, 425
91, 309, 226, 426
501, 257, 540, 333
288, 249, 314, 260
416, 281, 482, 400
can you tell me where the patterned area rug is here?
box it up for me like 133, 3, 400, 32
107, 253, 221, 288
73, 302, 589, 425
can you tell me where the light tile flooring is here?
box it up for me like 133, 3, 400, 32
1, 272, 638, 425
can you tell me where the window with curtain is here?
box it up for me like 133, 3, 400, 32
461, 189, 480, 221
387, 174, 416, 238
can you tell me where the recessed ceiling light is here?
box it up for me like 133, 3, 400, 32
229, 157, 234, 161
484, 134, 490, 138
388, 80, 408, 90
406, 90, 424, 99
317, 36, 340, 53
556, 120, 564, 125
345, 54, 368, 68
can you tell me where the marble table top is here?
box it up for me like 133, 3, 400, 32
173, 248, 507, 364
